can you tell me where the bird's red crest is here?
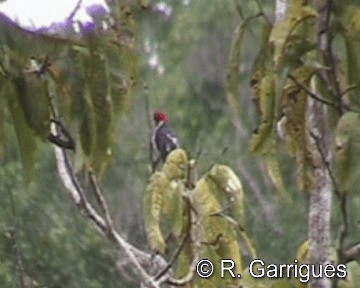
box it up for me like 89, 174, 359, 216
154, 111, 169, 123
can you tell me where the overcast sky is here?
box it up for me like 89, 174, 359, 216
0, 0, 108, 27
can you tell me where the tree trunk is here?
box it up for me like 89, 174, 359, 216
308, 1, 333, 287
307, 99, 332, 288
274, 1, 333, 287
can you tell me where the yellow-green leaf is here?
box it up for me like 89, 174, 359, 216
227, 14, 262, 116
143, 149, 188, 254
250, 73, 276, 153
335, 112, 360, 193
269, 3, 317, 68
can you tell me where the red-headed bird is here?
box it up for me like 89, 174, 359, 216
152, 111, 180, 168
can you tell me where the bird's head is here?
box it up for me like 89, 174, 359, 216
153, 111, 169, 125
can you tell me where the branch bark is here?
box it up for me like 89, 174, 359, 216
51, 127, 169, 287
307, 1, 333, 287
51, 121, 205, 287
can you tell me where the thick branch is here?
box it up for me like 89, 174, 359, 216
52, 137, 166, 288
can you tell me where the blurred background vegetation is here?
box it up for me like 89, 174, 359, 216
0, 0, 359, 287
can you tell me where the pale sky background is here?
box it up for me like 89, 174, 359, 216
0, 0, 108, 28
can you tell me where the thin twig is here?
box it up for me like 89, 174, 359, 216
53, 137, 161, 288
340, 84, 357, 97
143, 81, 156, 173
309, 131, 340, 198
288, 74, 337, 108
343, 243, 360, 263
89, 170, 114, 233
67, 0, 83, 23
254, 0, 272, 26
321, 0, 344, 115
160, 197, 202, 286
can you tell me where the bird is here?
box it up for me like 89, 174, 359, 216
152, 111, 180, 169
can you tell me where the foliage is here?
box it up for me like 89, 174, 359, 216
144, 149, 254, 287
0, 0, 360, 287
0, 4, 137, 179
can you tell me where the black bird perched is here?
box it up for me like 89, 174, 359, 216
152, 111, 180, 168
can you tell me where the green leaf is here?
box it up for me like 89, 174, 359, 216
144, 171, 168, 254
12, 75, 50, 139
144, 149, 188, 254
264, 151, 291, 203
283, 66, 317, 190
335, 112, 360, 193
79, 97, 96, 158
269, 3, 317, 68
192, 164, 245, 277
344, 37, 360, 108
227, 13, 262, 116
250, 73, 276, 153
5, 81, 37, 182
208, 164, 245, 225
80, 38, 113, 174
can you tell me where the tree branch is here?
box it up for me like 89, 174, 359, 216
66, 0, 83, 23
309, 131, 340, 198
319, 0, 344, 115
343, 243, 360, 263
288, 74, 337, 108
309, 131, 350, 263
340, 84, 357, 97
89, 170, 114, 233
51, 123, 169, 288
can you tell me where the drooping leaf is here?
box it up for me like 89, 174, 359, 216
250, 22, 273, 95
79, 95, 96, 158
250, 71, 289, 200
81, 36, 113, 174
331, 3, 360, 108
283, 66, 317, 189
144, 171, 169, 254
49, 46, 86, 120
144, 149, 188, 254
191, 164, 245, 277
5, 81, 38, 182
283, 67, 311, 158
227, 13, 262, 115
11, 74, 50, 139
296, 240, 310, 264
208, 164, 244, 225
344, 37, 360, 108
335, 112, 360, 193
104, 45, 135, 116
269, 2, 317, 68
250, 73, 276, 153
264, 151, 291, 202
